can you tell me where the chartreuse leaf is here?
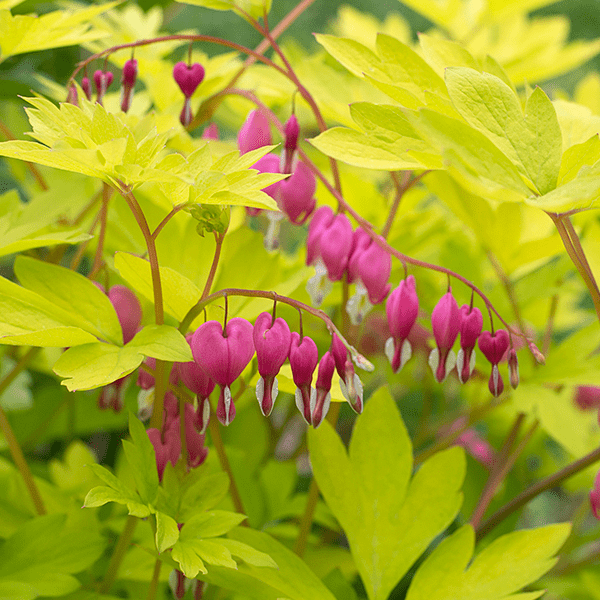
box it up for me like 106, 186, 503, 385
199, 527, 335, 600
0, 276, 97, 347
14, 256, 123, 345
184, 511, 247, 538
156, 512, 179, 553
406, 109, 531, 201
0, 2, 118, 60
176, 0, 271, 20
405, 523, 570, 600
115, 251, 202, 323
0, 512, 103, 599
315, 34, 386, 80
53, 325, 192, 391
558, 135, 600, 185
418, 33, 479, 78
308, 387, 465, 600
125, 413, 159, 506
445, 68, 561, 194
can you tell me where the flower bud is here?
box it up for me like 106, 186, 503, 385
289, 332, 318, 425
283, 114, 300, 173
191, 319, 255, 426
575, 386, 600, 410
253, 311, 291, 416
238, 109, 272, 154
478, 329, 510, 397
278, 161, 316, 225
385, 275, 419, 373
319, 213, 354, 282
331, 334, 363, 414
528, 341, 546, 364
173, 61, 205, 98
508, 348, 519, 389
202, 123, 219, 139
591, 469, 600, 519
120, 58, 137, 113
108, 285, 142, 344
66, 84, 78, 106
429, 290, 460, 382
93, 69, 113, 105
313, 351, 335, 428
456, 305, 483, 384
148, 427, 180, 481
81, 76, 92, 101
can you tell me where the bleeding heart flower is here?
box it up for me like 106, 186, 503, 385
253, 311, 291, 416
478, 329, 510, 397
289, 332, 318, 425
313, 351, 335, 428
108, 285, 142, 344
238, 109, 272, 154
93, 70, 113, 105
148, 427, 180, 481
82, 76, 92, 100
385, 275, 419, 373
456, 305, 483, 384
429, 290, 461, 383
331, 334, 363, 414
120, 58, 137, 113
191, 319, 255, 426
173, 62, 205, 98
278, 161, 316, 225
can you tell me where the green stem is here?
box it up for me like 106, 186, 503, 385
99, 515, 138, 593
476, 443, 600, 542
208, 416, 246, 517
89, 183, 112, 279
146, 558, 162, 600
294, 401, 341, 557
550, 213, 600, 323
0, 348, 45, 516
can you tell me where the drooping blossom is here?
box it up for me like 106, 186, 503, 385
120, 58, 137, 113
93, 69, 113, 105
289, 332, 319, 425
313, 351, 335, 428
238, 109, 272, 154
253, 311, 291, 416
385, 275, 419, 373
191, 319, 255, 426
478, 329, 510, 397
456, 304, 483, 384
331, 334, 363, 414
429, 290, 461, 382
173, 61, 205, 126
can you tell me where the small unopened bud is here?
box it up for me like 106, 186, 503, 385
81, 76, 92, 101
66, 84, 78, 106
202, 123, 219, 139
93, 70, 114, 105
120, 58, 137, 113
528, 341, 545, 364
508, 348, 519, 389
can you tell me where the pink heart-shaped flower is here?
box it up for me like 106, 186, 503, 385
191, 318, 254, 387
279, 161, 316, 225
478, 329, 510, 365
173, 62, 205, 98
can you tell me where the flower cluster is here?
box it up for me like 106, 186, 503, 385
384, 278, 518, 397
306, 207, 391, 324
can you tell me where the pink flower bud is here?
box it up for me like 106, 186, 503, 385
169, 403, 208, 469
202, 123, 219, 139
528, 341, 545, 364
253, 312, 291, 416
385, 275, 419, 373
508, 348, 519, 389
306, 206, 335, 267
331, 335, 363, 414
148, 427, 180, 481
238, 109, 272, 154
355, 240, 391, 305
456, 305, 483, 384
478, 329, 510, 397
319, 213, 354, 281
120, 58, 137, 113
66, 84, 78, 106
347, 228, 371, 284
284, 114, 299, 152
429, 290, 460, 382
289, 332, 318, 425
173, 61, 205, 98
191, 319, 255, 426
313, 351, 335, 428
93, 70, 113, 105
82, 76, 92, 100
278, 161, 316, 225
108, 285, 142, 344
575, 386, 600, 410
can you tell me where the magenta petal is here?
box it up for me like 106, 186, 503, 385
108, 285, 142, 344
386, 275, 419, 342
279, 162, 316, 224
289, 332, 318, 387
320, 213, 353, 281
478, 329, 510, 365
173, 61, 205, 98
238, 109, 272, 154
460, 305, 483, 350
432, 291, 461, 350
253, 312, 291, 377
357, 241, 391, 304
306, 206, 335, 266
347, 228, 371, 284
284, 114, 299, 151
252, 153, 281, 199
